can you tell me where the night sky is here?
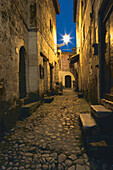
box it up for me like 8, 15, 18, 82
56, 0, 76, 52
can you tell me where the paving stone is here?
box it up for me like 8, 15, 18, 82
83, 153, 88, 159
28, 147, 37, 152
0, 90, 105, 169
13, 167, 18, 170
19, 144, 25, 148
76, 164, 85, 170
50, 157, 55, 164
51, 162, 56, 169
1, 166, 6, 170
68, 165, 76, 170
62, 162, 66, 168
50, 152, 57, 159
58, 154, 66, 163
84, 158, 88, 163
42, 157, 46, 163
42, 164, 48, 170
69, 154, 77, 161
51, 136, 57, 139
7, 168, 12, 170
49, 164, 52, 170
31, 164, 36, 169
85, 165, 90, 170
36, 164, 41, 168
25, 164, 30, 168
74, 159, 84, 165
19, 166, 25, 170
58, 164, 64, 170
65, 159, 73, 166
24, 153, 33, 157
42, 154, 50, 157
46, 156, 52, 162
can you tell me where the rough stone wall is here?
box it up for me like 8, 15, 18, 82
76, 0, 103, 103
0, 0, 28, 102
61, 53, 70, 71
0, 0, 59, 101
36, 0, 59, 94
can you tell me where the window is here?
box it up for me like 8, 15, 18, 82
50, 19, 53, 32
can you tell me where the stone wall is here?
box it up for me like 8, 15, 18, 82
35, 0, 59, 94
0, 0, 59, 101
75, 0, 104, 104
0, 0, 29, 102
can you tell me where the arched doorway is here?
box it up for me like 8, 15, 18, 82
19, 46, 26, 99
65, 75, 71, 88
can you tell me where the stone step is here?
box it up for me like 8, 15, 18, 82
101, 98, 113, 111
44, 96, 54, 103
20, 101, 40, 117
20, 97, 28, 106
20, 94, 39, 105
105, 93, 113, 102
80, 113, 97, 129
91, 105, 112, 118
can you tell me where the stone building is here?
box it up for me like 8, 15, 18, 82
73, 0, 113, 104
58, 49, 76, 89
0, 0, 60, 131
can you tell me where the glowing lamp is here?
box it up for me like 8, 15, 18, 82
63, 34, 70, 44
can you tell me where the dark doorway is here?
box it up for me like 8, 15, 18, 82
19, 46, 26, 99
43, 59, 48, 92
104, 8, 113, 96
50, 65, 53, 90
65, 75, 71, 88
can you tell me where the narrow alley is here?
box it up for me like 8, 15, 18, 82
0, 0, 113, 169
0, 89, 91, 170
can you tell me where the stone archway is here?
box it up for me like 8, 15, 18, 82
19, 46, 26, 99
65, 75, 71, 88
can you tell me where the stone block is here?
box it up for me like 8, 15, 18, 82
80, 113, 97, 129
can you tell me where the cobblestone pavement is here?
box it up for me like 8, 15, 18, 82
0, 89, 103, 170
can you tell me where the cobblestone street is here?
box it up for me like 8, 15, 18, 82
0, 89, 96, 169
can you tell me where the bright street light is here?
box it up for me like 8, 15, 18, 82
57, 34, 70, 47
63, 34, 70, 44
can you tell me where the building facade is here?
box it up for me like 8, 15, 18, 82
58, 50, 76, 89
0, 0, 60, 131
73, 0, 113, 104
0, 0, 60, 101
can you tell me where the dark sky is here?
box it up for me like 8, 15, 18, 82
56, 0, 76, 52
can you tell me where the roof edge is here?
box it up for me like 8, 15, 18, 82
73, 0, 77, 22
53, 0, 60, 14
